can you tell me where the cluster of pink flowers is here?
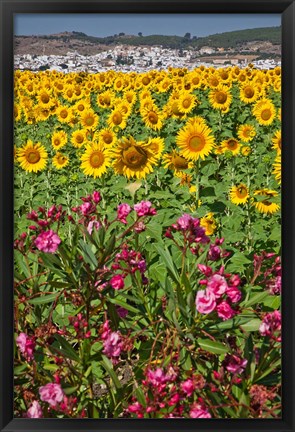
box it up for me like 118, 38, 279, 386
71, 191, 101, 234
117, 200, 156, 233
253, 252, 281, 295
195, 265, 242, 320
259, 310, 281, 341
16, 332, 35, 361
27, 400, 43, 418
39, 382, 64, 407
127, 366, 210, 418
110, 244, 148, 288
68, 313, 91, 339
34, 229, 61, 253
223, 354, 248, 375
100, 320, 124, 363
165, 214, 210, 250
207, 237, 230, 262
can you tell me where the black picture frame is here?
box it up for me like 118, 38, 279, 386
0, 0, 294, 431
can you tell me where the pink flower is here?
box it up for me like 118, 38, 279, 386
146, 368, 169, 387
16, 333, 35, 361
103, 331, 123, 359
87, 220, 100, 235
117, 203, 131, 224
181, 379, 195, 396
34, 230, 61, 253
224, 354, 247, 374
189, 403, 211, 418
27, 400, 43, 418
196, 289, 216, 314
177, 213, 192, 230
80, 202, 92, 216
208, 244, 221, 261
110, 274, 125, 290
216, 301, 236, 320
259, 310, 281, 340
226, 286, 242, 303
207, 274, 228, 298
92, 191, 101, 203
39, 383, 64, 407
134, 201, 156, 217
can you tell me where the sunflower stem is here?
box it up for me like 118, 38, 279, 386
195, 159, 200, 211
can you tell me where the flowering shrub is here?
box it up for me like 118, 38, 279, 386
14, 191, 281, 419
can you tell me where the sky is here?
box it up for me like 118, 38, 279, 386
14, 14, 281, 38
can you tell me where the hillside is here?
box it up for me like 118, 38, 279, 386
14, 26, 281, 56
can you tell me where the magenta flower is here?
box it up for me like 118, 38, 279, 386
259, 310, 281, 341
224, 354, 248, 374
39, 383, 64, 407
110, 274, 125, 290
134, 201, 156, 217
34, 230, 61, 253
92, 191, 101, 204
87, 220, 100, 235
181, 379, 195, 396
196, 289, 216, 314
216, 301, 236, 320
27, 400, 42, 418
189, 403, 211, 418
117, 203, 132, 224
207, 274, 228, 298
226, 286, 242, 303
16, 333, 35, 361
103, 331, 123, 359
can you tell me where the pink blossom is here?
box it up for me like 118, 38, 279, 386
110, 274, 125, 290
196, 289, 216, 314
39, 383, 64, 407
259, 310, 281, 340
27, 400, 42, 418
103, 331, 123, 359
92, 191, 101, 204
216, 301, 236, 320
117, 203, 131, 224
16, 333, 35, 361
80, 202, 92, 216
177, 213, 192, 230
226, 286, 242, 303
181, 379, 195, 396
34, 230, 61, 253
189, 403, 211, 418
128, 401, 142, 414
87, 220, 100, 235
197, 264, 212, 277
208, 244, 221, 261
224, 354, 248, 374
146, 368, 169, 387
134, 201, 157, 217
207, 274, 228, 298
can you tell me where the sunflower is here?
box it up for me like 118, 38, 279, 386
17, 140, 48, 173
52, 152, 69, 169
123, 89, 137, 106
272, 154, 281, 184
107, 108, 127, 130
141, 107, 164, 131
80, 143, 111, 178
63, 85, 77, 103
241, 146, 251, 156
254, 195, 280, 214
56, 105, 74, 124
97, 90, 115, 109
73, 99, 91, 115
272, 130, 281, 154
162, 150, 193, 174
237, 124, 256, 142
229, 184, 249, 205
80, 109, 99, 130
177, 91, 198, 114
253, 99, 276, 126
51, 130, 67, 151
221, 138, 240, 155
176, 121, 215, 161
239, 83, 259, 104
37, 88, 53, 107
98, 128, 117, 147
112, 137, 157, 179
71, 129, 86, 148
146, 137, 165, 160
209, 85, 232, 110
200, 213, 217, 236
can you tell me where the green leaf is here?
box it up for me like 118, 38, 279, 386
28, 292, 59, 305
52, 334, 80, 363
78, 240, 98, 270
154, 245, 180, 284
240, 319, 261, 332
240, 290, 269, 307
101, 355, 122, 389
197, 338, 228, 355
108, 297, 139, 314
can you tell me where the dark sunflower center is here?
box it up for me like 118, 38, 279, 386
67, 90, 73, 97
142, 77, 150, 85
113, 112, 123, 125
122, 146, 148, 169
148, 112, 158, 124
76, 134, 84, 144
192, 77, 200, 85
227, 139, 238, 149
27, 150, 41, 164
60, 110, 68, 119
215, 91, 227, 104
103, 133, 113, 144
90, 151, 104, 168
28, 85, 33, 92
211, 78, 219, 87
86, 116, 95, 126
77, 104, 84, 111
189, 134, 205, 152
57, 155, 66, 164
244, 87, 255, 98
237, 186, 248, 198
261, 109, 271, 121
41, 95, 50, 104
54, 139, 61, 146
172, 155, 189, 170
182, 98, 191, 109
104, 96, 111, 105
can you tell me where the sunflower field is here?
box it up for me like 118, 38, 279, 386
14, 65, 282, 419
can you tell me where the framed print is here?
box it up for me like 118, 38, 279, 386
1, 0, 295, 431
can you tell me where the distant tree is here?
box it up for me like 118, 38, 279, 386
119, 32, 125, 36
138, 32, 143, 37
184, 32, 191, 39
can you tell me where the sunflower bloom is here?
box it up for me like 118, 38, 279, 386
229, 184, 249, 205
253, 99, 276, 126
80, 110, 99, 130
200, 213, 217, 236
51, 130, 67, 151
112, 137, 157, 179
176, 121, 215, 161
209, 85, 232, 110
52, 152, 69, 170
221, 138, 240, 155
237, 124, 256, 143
254, 189, 280, 214
80, 143, 111, 178
17, 140, 48, 173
